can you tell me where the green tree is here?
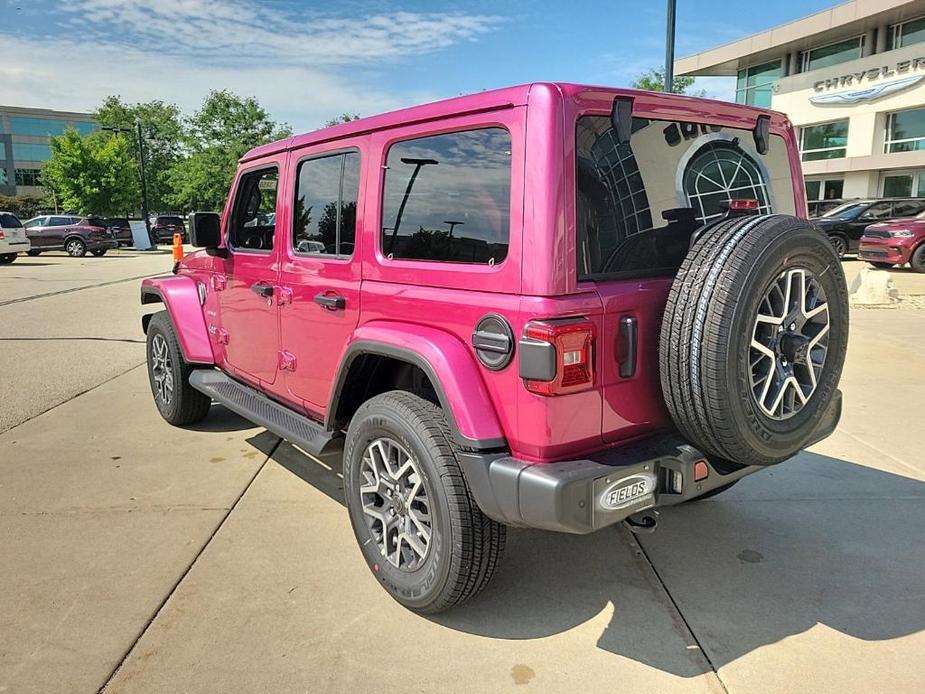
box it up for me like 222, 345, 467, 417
95, 96, 185, 213
632, 68, 704, 96
324, 112, 360, 128
42, 129, 138, 216
0, 194, 49, 219
167, 90, 291, 212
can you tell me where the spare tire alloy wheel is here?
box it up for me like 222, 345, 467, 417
360, 437, 432, 571
749, 268, 830, 420
660, 215, 848, 467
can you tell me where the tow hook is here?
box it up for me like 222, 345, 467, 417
624, 509, 659, 534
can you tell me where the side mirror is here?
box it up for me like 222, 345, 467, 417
611, 96, 634, 146
188, 212, 221, 248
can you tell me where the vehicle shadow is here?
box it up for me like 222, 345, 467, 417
262, 442, 925, 677
184, 404, 260, 433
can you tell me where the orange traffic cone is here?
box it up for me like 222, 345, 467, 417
172, 233, 183, 263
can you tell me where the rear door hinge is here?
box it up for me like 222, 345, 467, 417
277, 286, 293, 306
209, 324, 230, 345
278, 351, 297, 372
211, 274, 227, 291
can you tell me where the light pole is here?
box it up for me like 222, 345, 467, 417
102, 119, 152, 242
388, 157, 438, 252
664, 0, 677, 93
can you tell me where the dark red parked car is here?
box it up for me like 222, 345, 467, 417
23, 215, 119, 257
151, 215, 187, 244
859, 214, 925, 271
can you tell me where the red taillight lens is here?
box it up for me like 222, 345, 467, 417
728, 198, 759, 210
523, 318, 594, 396
0, 230, 5, 239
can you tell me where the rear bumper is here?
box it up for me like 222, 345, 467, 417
858, 238, 913, 264
0, 239, 31, 253
461, 390, 842, 534
89, 238, 119, 250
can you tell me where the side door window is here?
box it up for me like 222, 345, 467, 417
228, 169, 279, 253
893, 200, 925, 218
860, 202, 893, 221
293, 151, 359, 257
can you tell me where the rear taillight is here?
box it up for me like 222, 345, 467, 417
0, 230, 5, 239
521, 318, 594, 396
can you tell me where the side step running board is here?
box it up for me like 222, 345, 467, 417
189, 370, 342, 457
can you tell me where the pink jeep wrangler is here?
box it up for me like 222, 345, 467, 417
141, 83, 848, 613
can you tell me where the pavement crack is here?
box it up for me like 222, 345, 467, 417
0, 272, 158, 307
0, 337, 145, 344
624, 527, 730, 694
96, 437, 282, 694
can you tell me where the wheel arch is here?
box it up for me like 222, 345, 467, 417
140, 276, 214, 364
328, 324, 507, 451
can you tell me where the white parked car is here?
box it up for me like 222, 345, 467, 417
0, 212, 31, 263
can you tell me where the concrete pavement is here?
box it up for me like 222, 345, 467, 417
1, 255, 923, 693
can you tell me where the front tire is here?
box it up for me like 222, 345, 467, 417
911, 245, 925, 273
65, 238, 87, 257
0, 253, 16, 264
343, 391, 505, 614
26, 249, 41, 257
828, 235, 847, 259
145, 311, 211, 426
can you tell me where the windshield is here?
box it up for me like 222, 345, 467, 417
0, 213, 22, 228
821, 203, 864, 220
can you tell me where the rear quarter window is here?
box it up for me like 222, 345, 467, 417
381, 127, 511, 265
576, 116, 796, 280
0, 213, 22, 228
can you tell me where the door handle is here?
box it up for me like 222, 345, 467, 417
313, 293, 346, 310
251, 282, 274, 298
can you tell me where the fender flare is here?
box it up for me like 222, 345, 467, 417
140, 276, 214, 364
328, 322, 507, 450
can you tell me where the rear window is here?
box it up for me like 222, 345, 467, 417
0, 213, 22, 228
157, 216, 183, 225
576, 116, 796, 280
381, 127, 511, 265
86, 217, 107, 228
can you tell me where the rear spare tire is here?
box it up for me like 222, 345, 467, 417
660, 215, 848, 467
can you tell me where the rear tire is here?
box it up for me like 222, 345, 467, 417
26, 249, 41, 257
90, 248, 108, 257
911, 245, 925, 273
343, 390, 505, 614
65, 238, 87, 257
0, 253, 16, 264
660, 215, 849, 467
145, 311, 211, 426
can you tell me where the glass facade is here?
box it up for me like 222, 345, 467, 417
799, 121, 849, 161
885, 108, 925, 153
9, 117, 69, 137
73, 121, 97, 136
15, 168, 42, 186
0, 168, 7, 186
12, 142, 52, 161
735, 61, 780, 107
0, 142, 5, 159
805, 178, 844, 201
890, 16, 925, 50
800, 36, 864, 72
882, 171, 925, 197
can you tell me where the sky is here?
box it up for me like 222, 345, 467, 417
0, 0, 838, 133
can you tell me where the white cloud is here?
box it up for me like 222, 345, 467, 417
0, 1, 503, 131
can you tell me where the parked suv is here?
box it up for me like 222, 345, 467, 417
105, 217, 134, 246
141, 84, 848, 613
0, 211, 30, 263
811, 198, 925, 258
151, 215, 186, 244
859, 212, 925, 271
24, 215, 119, 257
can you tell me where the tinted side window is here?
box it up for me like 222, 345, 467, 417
893, 200, 925, 217
25, 218, 45, 229
0, 213, 22, 228
229, 168, 278, 252
49, 216, 71, 226
293, 151, 359, 256
381, 128, 511, 264
863, 202, 893, 220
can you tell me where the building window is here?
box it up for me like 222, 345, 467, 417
799, 120, 849, 161
735, 61, 780, 107
9, 117, 69, 137
0, 142, 6, 159
0, 167, 7, 186
805, 178, 844, 201
73, 121, 97, 136
800, 36, 864, 72
381, 128, 511, 265
293, 151, 359, 257
881, 170, 925, 197
12, 142, 52, 161
15, 168, 42, 186
885, 108, 925, 153
682, 141, 771, 223
890, 16, 925, 50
